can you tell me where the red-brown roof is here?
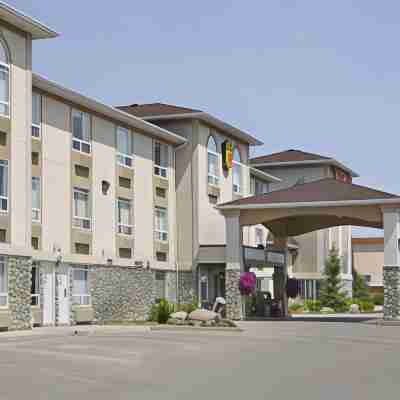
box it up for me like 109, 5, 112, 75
352, 237, 384, 245
218, 179, 399, 207
250, 149, 331, 164
117, 103, 201, 118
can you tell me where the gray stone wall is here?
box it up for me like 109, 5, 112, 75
90, 265, 155, 323
177, 271, 195, 304
383, 266, 400, 320
165, 271, 177, 303
8, 257, 32, 330
225, 270, 242, 320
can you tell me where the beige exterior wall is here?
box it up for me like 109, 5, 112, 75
352, 241, 384, 287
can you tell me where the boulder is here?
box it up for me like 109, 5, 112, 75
350, 304, 360, 314
189, 309, 218, 322
170, 311, 188, 321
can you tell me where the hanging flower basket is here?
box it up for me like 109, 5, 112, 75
239, 272, 257, 296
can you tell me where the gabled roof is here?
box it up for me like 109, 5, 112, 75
250, 149, 359, 178
217, 178, 400, 209
33, 74, 187, 146
0, 1, 59, 39
117, 102, 263, 146
117, 103, 201, 118
352, 237, 384, 245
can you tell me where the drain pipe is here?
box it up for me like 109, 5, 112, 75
173, 140, 188, 304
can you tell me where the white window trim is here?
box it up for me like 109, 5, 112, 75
207, 148, 220, 187
232, 161, 243, 194
0, 61, 10, 119
0, 160, 8, 213
154, 141, 168, 179
117, 152, 134, 169
72, 137, 92, 155
72, 267, 91, 306
72, 110, 91, 155
73, 188, 91, 231
32, 208, 41, 223
32, 93, 41, 139
155, 207, 168, 242
154, 164, 168, 179
117, 198, 133, 236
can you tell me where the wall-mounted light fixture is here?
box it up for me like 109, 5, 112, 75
101, 180, 110, 195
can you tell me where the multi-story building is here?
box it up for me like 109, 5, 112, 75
250, 149, 358, 298
118, 103, 280, 306
0, 4, 189, 330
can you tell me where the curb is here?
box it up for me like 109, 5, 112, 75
150, 325, 243, 333
362, 319, 400, 326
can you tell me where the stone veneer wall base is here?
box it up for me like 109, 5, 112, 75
177, 271, 195, 304
225, 269, 242, 320
383, 266, 400, 320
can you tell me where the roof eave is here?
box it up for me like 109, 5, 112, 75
142, 112, 263, 146
250, 159, 359, 178
0, 1, 59, 39
250, 167, 281, 183
217, 198, 400, 210
32, 74, 187, 146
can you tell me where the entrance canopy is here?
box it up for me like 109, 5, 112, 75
217, 179, 400, 236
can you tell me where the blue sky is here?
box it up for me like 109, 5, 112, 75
9, 0, 400, 236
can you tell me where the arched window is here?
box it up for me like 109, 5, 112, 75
232, 147, 242, 193
0, 39, 9, 116
207, 135, 219, 186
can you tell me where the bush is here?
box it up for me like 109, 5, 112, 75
176, 298, 198, 314
289, 302, 304, 314
304, 300, 322, 313
372, 293, 384, 306
150, 299, 174, 324
352, 299, 374, 312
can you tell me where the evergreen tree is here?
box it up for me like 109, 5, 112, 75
352, 267, 370, 300
319, 247, 348, 311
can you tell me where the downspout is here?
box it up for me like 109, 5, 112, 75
174, 140, 188, 304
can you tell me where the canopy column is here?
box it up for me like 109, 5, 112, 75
224, 210, 243, 320
272, 237, 289, 317
383, 207, 400, 320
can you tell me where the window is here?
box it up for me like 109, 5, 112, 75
154, 141, 168, 178
255, 180, 269, 195
200, 274, 208, 303
0, 160, 8, 211
155, 207, 168, 241
117, 198, 132, 235
32, 92, 41, 138
73, 188, 91, 230
0, 40, 9, 117
119, 248, 132, 259
0, 257, 7, 306
232, 147, 242, 194
116, 127, 133, 168
31, 265, 40, 306
72, 109, 91, 154
255, 228, 264, 247
32, 177, 41, 222
72, 267, 90, 305
31, 236, 39, 250
32, 152, 39, 166
119, 176, 131, 189
0, 131, 6, 146
0, 229, 5, 243
207, 136, 219, 186
75, 243, 90, 255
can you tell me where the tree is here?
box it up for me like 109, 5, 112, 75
319, 247, 348, 311
352, 267, 370, 300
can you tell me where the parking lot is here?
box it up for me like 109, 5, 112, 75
0, 321, 399, 400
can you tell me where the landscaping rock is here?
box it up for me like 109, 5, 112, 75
189, 309, 218, 322
350, 304, 360, 314
170, 311, 188, 321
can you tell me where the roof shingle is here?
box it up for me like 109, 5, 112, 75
250, 149, 331, 164
117, 103, 200, 118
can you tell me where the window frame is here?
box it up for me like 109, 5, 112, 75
0, 55, 10, 118
32, 176, 41, 223
0, 160, 8, 212
116, 126, 133, 168
71, 109, 92, 155
0, 257, 7, 307
31, 265, 40, 306
207, 135, 219, 186
232, 147, 242, 194
32, 92, 41, 139
72, 267, 91, 306
117, 197, 133, 236
153, 141, 168, 178
73, 187, 91, 231
155, 206, 168, 242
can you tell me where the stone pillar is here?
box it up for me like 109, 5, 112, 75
224, 210, 243, 320
8, 257, 32, 330
383, 207, 400, 320
274, 237, 289, 317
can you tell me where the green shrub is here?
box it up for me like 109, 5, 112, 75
372, 293, 384, 306
351, 298, 375, 313
334, 301, 350, 313
304, 300, 322, 313
176, 298, 198, 314
150, 299, 174, 324
289, 302, 304, 313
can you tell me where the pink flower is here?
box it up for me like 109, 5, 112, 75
239, 272, 257, 296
